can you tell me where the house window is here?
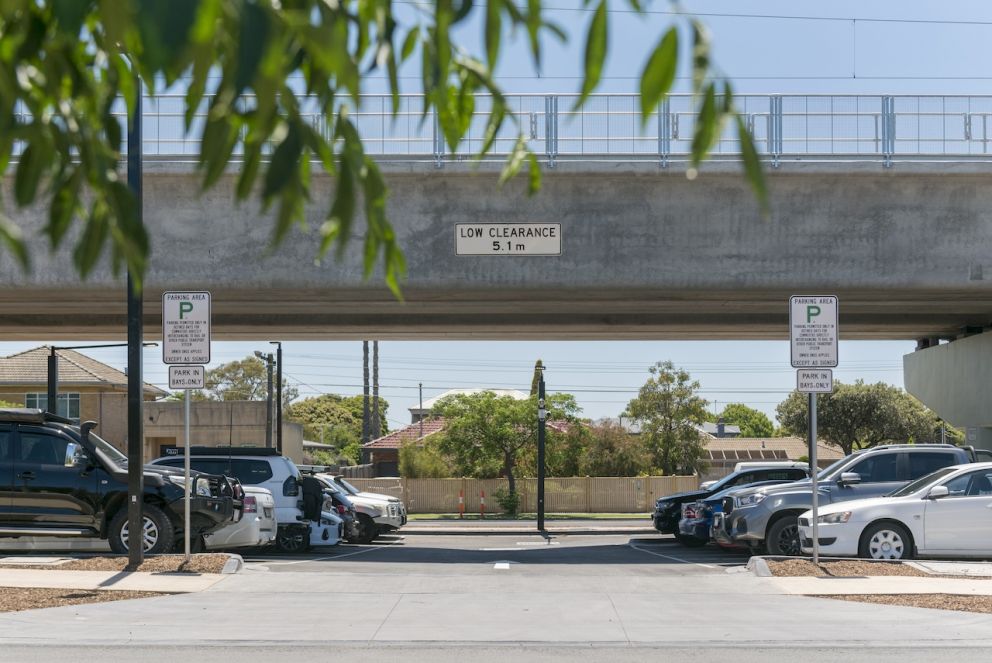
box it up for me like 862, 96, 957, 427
25, 393, 80, 421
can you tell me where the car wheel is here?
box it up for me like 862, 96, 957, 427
674, 532, 707, 547
174, 535, 206, 554
859, 522, 912, 560
275, 528, 310, 554
108, 504, 175, 555
765, 516, 802, 556
356, 514, 377, 545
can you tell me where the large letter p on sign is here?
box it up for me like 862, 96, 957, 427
806, 305, 821, 323
179, 301, 194, 319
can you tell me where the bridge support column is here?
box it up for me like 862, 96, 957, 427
904, 332, 992, 451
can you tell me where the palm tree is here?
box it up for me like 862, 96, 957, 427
362, 341, 370, 444
372, 340, 381, 439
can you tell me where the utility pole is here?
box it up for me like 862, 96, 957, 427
371, 340, 380, 438
47, 348, 58, 415
126, 86, 144, 570
270, 341, 283, 453
362, 341, 370, 444
254, 351, 274, 447
537, 368, 547, 533
419, 382, 424, 437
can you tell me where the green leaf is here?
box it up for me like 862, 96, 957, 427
526, 0, 542, 69
263, 122, 303, 202
321, 158, 356, 258
52, 0, 90, 35
73, 202, 110, 278
47, 168, 82, 248
236, 143, 263, 200
0, 213, 30, 269
485, 0, 502, 69
400, 28, 419, 62
736, 114, 769, 216
235, 2, 271, 96
639, 27, 678, 125
527, 152, 541, 196
199, 116, 238, 190
134, 0, 198, 79
690, 83, 718, 168
14, 142, 45, 206
576, 0, 608, 110
499, 134, 528, 186
691, 20, 710, 93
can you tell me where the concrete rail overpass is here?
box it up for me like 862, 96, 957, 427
2, 93, 992, 439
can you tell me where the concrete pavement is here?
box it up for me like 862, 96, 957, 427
0, 534, 989, 656
403, 518, 654, 535
0, 568, 227, 593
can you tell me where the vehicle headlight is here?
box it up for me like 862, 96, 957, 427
817, 511, 851, 524
735, 493, 766, 508
655, 500, 672, 510
195, 478, 212, 497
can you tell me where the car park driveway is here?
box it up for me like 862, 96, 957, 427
0, 533, 990, 662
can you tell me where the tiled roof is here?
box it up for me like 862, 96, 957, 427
0, 346, 167, 396
364, 417, 572, 450
364, 418, 448, 449
705, 437, 845, 461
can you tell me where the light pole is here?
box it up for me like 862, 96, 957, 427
126, 86, 144, 570
254, 351, 274, 448
269, 341, 282, 453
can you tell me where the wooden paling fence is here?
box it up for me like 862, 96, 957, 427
347, 476, 698, 514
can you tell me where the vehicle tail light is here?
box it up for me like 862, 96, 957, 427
336, 505, 346, 515
243, 496, 257, 514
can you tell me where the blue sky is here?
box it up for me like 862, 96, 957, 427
5, 1, 987, 431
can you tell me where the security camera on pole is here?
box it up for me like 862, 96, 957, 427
790, 295, 838, 566
163, 291, 211, 562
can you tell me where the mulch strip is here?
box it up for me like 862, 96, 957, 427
0, 554, 229, 574
0, 587, 164, 613
768, 558, 930, 578
818, 594, 992, 614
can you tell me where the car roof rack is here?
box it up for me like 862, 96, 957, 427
0, 408, 75, 425
866, 443, 959, 451
296, 464, 334, 475
163, 446, 283, 457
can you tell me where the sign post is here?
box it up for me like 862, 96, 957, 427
163, 293, 211, 561
790, 296, 838, 566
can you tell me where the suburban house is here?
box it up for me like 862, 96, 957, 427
701, 437, 845, 480
0, 346, 166, 448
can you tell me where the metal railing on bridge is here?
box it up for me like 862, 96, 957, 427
15, 94, 992, 168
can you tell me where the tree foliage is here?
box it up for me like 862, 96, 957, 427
0, 1, 766, 291
197, 355, 299, 405
626, 361, 708, 475
398, 440, 451, 479
581, 418, 651, 477
711, 403, 774, 438
431, 390, 580, 496
286, 392, 389, 463
776, 380, 943, 456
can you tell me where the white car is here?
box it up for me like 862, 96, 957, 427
798, 462, 992, 560
327, 475, 407, 539
205, 487, 277, 549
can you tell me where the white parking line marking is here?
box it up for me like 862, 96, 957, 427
259, 537, 404, 566
516, 541, 560, 546
493, 562, 511, 570
628, 542, 718, 569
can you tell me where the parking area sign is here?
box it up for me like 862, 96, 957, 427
790, 295, 838, 368
162, 291, 211, 365
168, 365, 205, 390
797, 368, 834, 394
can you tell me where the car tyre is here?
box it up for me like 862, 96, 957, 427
108, 503, 175, 555
765, 515, 802, 556
275, 527, 310, 554
355, 513, 377, 544
674, 532, 707, 547
859, 522, 913, 560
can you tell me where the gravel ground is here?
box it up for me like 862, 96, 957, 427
0, 554, 230, 574
768, 559, 930, 577
0, 587, 164, 613
819, 594, 992, 614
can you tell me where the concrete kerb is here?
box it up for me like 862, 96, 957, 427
221, 554, 244, 574
402, 526, 655, 536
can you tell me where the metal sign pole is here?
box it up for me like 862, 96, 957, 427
184, 388, 191, 561
810, 392, 819, 565
537, 374, 546, 532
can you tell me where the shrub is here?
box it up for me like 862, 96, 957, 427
493, 487, 520, 517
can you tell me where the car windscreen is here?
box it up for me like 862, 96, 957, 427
887, 467, 958, 497
817, 456, 851, 481
87, 430, 127, 466
338, 478, 361, 495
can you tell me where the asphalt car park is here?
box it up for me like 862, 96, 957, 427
239, 532, 752, 575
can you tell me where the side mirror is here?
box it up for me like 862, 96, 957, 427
64, 442, 86, 467
927, 485, 949, 500
839, 472, 862, 485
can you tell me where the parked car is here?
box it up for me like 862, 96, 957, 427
798, 462, 992, 560
0, 409, 238, 554
205, 486, 277, 550
150, 447, 310, 552
308, 474, 361, 542
652, 464, 810, 543
678, 473, 811, 547
716, 443, 980, 556
326, 475, 407, 541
